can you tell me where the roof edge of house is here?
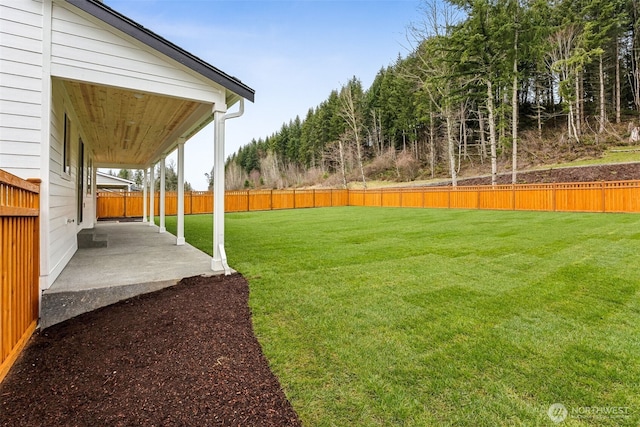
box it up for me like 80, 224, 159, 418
96, 170, 136, 185
65, 0, 255, 103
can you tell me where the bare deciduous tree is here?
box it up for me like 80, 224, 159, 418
547, 25, 581, 143
224, 162, 248, 190
339, 81, 367, 189
408, 0, 461, 185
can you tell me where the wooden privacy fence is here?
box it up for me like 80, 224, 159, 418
0, 170, 40, 383
97, 189, 350, 218
349, 181, 640, 212
97, 180, 640, 219
96, 190, 217, 218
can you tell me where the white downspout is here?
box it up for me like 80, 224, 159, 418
212, 99, 244, 275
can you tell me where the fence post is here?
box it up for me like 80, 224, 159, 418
512, 184, 516, 210
601, 181, 605, 213
124, 191, 127, 217
26, 178, 41, 320
553, 183, 557, 212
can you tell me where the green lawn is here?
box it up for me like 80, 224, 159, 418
162, 207, 640, 426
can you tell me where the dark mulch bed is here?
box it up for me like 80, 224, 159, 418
0, 274, 301, 427
453, 163, 640, 186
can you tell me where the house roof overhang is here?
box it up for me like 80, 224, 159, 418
60, 0, 255, 169
65, 0, 254, 102
96, 171, 135, 189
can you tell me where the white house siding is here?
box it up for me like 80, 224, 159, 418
0, 1, 44, 179
50, 3, 224, 104
46, 78, 98, 288
3, 0, 233, 289
45, 79, 79, 288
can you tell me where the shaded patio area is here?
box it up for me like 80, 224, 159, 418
41, 221, 216, 328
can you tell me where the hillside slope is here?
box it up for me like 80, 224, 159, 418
452, 163, 640, 186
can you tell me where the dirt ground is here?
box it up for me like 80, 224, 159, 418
452, 162, 640, 186
0, 274, 301, 427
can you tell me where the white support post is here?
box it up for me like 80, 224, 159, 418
211, 100, 243, 275
177, 139, 185, 245
149, 163, 155, 226
159, 156, 166, 233
212, 110, 230, 274
142, 168, 148, 223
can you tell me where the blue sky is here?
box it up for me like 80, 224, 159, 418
105, 0, 423, 189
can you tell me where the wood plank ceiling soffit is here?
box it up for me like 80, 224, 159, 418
63, 80, 205, 167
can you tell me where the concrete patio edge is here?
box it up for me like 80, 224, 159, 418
40, 222, 221, 329
40, 279, 187, 329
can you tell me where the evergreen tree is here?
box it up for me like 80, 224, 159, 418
117, 169, 132, 180
154, 160, 192, 192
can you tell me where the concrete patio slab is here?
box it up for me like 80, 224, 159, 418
41, 221, 218, 328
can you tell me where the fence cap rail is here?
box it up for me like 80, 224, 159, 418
0, 170, 40, 194
94, 180, 640, 198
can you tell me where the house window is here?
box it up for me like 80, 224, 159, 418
78, 140, 84, 224
63, 114, 72, 176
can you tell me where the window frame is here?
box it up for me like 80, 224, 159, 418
62, 113, 72, 177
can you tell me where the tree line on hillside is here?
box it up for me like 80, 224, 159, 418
225, 0, 640, 189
